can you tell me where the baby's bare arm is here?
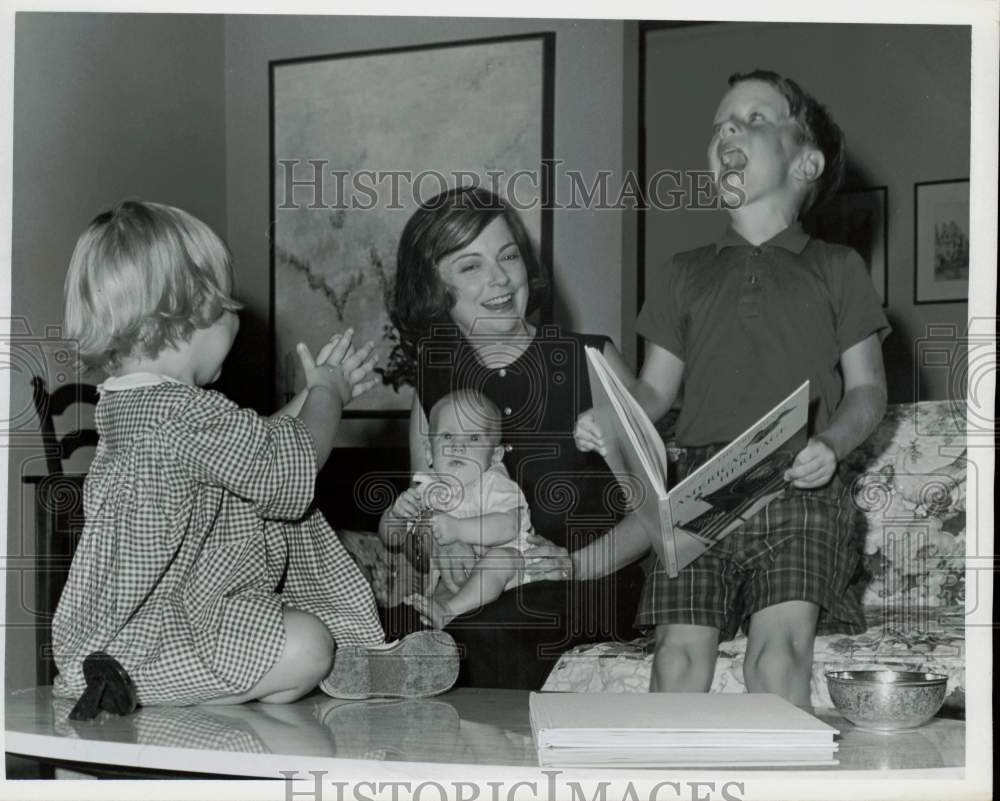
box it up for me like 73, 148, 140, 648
433, 510, 520, 548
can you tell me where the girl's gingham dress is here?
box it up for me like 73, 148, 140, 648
51, 374, 384, 705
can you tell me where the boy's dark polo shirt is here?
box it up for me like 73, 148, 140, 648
637, 222, 890, 447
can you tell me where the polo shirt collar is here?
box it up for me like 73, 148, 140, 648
715, 221, 811, 254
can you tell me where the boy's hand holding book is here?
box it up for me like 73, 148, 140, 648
573, 409, 608, 457
785, 437, 838, 489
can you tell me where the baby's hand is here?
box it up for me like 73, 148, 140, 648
431, 513, 458, 545
573, 409, 607, 456
390, 487, 423, 521
785, 437, 837, 489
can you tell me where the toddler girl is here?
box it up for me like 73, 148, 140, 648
53, 200, 457, 707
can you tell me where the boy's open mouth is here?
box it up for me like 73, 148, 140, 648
719, 146, 747, 170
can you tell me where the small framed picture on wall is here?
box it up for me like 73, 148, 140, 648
914, 179, 969, 304
805, 186, 888, 306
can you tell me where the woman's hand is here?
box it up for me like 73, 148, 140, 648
573, 409, 607, 456
433, 541, 478, 594
524, 534, 574, 581
785, 437, 837, 489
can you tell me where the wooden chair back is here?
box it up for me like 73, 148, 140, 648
27, 377, 97, 685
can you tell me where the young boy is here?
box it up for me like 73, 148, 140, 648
384, 390, 534, 629
577, 71, 889, 706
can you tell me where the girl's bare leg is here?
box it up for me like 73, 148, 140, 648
203, 607, 334, 705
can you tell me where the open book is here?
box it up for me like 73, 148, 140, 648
585, 347, 809, 576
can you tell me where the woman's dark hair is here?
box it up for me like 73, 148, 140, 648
389, 186, 549, 360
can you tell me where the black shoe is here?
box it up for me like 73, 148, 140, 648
68, 652, 138, 721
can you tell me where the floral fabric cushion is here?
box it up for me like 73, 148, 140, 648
542, 605, 965, 710
843, 401, 966, 608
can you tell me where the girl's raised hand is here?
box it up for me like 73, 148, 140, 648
297, 340, 351, 404
343, 341, 380, 399
317, 329, 380, 400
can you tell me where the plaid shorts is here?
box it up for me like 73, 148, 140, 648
636, 445, 867, 642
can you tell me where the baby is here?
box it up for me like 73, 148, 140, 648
386, 390, 534, 628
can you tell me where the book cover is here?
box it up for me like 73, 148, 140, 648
585, 347, 809, 576
529, 692, 839, 767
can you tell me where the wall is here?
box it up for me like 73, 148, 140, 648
642, 22, 971, 402
5, 13, 227, 689
222, 16, 639, 442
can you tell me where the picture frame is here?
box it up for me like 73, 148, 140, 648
805, 186, 888, 306
269, 34, 555, 416
914, 179, 970, 304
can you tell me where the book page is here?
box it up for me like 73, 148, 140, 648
585, 347, 667, 489
665, 381, 810, 572
585, 344, 812, 578
585, 347, 671, 562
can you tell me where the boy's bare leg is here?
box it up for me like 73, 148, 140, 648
743, 600, 819, 707
650, 624, 719, 692
406, 547, 523, 629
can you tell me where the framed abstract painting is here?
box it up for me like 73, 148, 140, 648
270, 33, 554, 415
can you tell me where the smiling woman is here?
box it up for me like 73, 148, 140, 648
435, 217, 531, 338
380, 187, 647, 689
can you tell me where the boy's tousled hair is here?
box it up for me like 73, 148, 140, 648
729, 70, 846, 214
390, 186, 549, 361
64, 200, 242, 372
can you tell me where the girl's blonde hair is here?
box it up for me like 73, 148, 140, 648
64, 200, 242, 372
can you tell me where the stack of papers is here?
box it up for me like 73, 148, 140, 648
530, 692, 839, 767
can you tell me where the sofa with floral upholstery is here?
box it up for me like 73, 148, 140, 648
541, 400, 968, 712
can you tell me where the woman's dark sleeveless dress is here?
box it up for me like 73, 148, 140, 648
380, 325, 643, 689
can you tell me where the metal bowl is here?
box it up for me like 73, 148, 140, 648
826, 670, 948, 733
